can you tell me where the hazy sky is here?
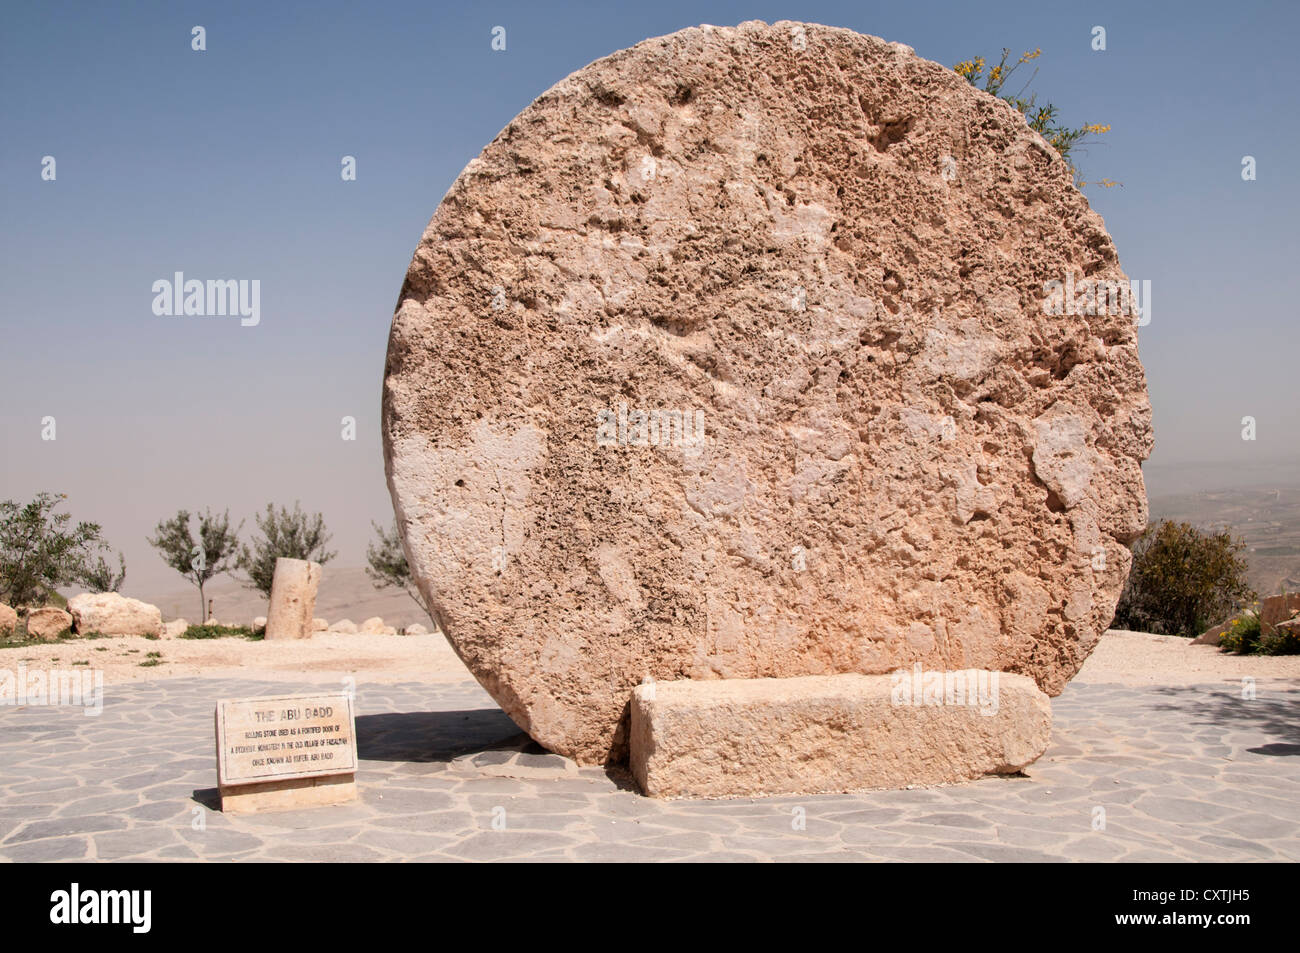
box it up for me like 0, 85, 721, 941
3, 0, 1298, 592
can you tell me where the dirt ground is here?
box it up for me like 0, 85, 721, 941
1, 628, 1297, 688
0, 631, 472, 685
1076, 629, 1300, 685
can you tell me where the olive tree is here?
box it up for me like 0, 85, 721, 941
81, 551, 127, 593
0, 492, 108, 607
148, 509, 242, 621
239, 502, 335, 598
365, 520, 428, 613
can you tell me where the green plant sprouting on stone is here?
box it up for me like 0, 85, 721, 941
954, 48, 1117, 188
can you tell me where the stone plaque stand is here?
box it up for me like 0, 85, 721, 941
215, 692, 358, 814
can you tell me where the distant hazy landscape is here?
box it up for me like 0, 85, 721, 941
137, 566, 430, 630
123, 482, 1300, 632
104, 459, 1300, 629
1149, 486, 1300, 598
1142, 456, 1300, 600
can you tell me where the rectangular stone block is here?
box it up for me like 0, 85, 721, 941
629, 671, 1051, 798
218, 774, 357, 815
215, 692, 358, 813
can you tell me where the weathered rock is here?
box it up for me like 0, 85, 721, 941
383, 21, 1153, 763
631, 671, 1051, 797
253, 616, 268, 630
68, 592, 163, 638
0, 603, 16, 636
1191, 622, 1228, 646
1260, 593, 1300, 629
359, 617, 396, 636
312, 617, 328, 631
27, 607, 72, 642
404, 623, 430, 636
264, 558, 322, 641
161, 619, 189, 640
328, 619, 358, 634
1194, 594, 1300, 645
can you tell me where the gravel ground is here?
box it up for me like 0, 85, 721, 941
2, 627, 1296, 862
0, 631, 470, 685
1078, 629, 1300, 686
1, 626, 1296, 688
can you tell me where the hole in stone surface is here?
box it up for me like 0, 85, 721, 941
872, 117, 912, 152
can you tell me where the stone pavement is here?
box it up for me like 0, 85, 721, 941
0, 674, 1297, 862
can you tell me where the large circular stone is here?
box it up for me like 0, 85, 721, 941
383, 21, 1153, 764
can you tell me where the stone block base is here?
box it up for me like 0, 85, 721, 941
219, 773, 356, 814
629, 672, 1051, 798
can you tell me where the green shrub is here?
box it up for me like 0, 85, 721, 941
0, 493, 110, 607
1112, 520, 1255, 637
81, 551, 126, 593
1219, 611, 1262, 654
1259, 624, 1300, 655
1220, 604, 1300, 656
179, 623, 253, 640
366, 520, 428, 612
178, 622, 264, 641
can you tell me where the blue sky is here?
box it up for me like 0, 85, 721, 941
2, 0, 1297, 590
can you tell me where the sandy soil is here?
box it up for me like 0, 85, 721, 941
0, 632, 472, 685
1076, 629, 1300, 685
2, 628, 1297, 690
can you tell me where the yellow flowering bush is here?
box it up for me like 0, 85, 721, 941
954, 47, 1116, 188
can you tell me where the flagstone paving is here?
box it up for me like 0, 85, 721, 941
1, 673, 1297, 862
